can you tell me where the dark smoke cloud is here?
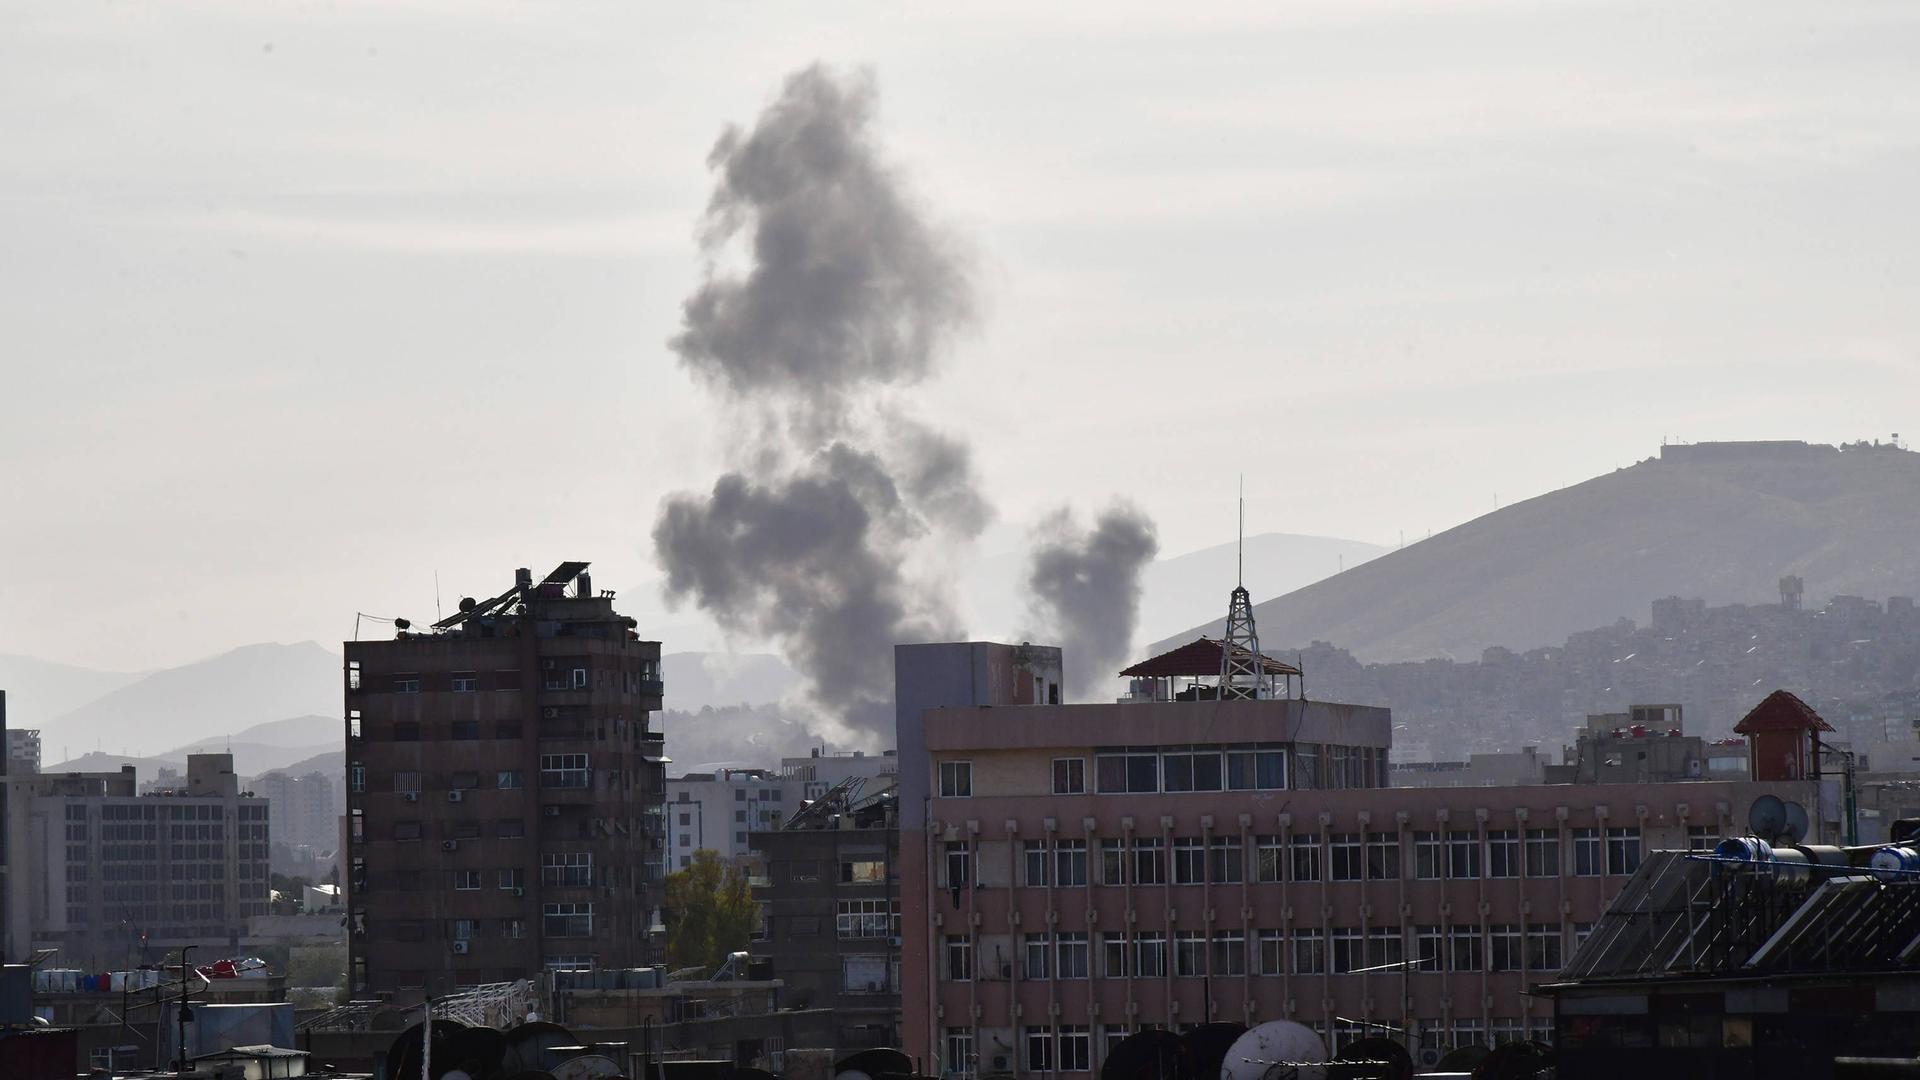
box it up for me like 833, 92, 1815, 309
654, 65, 986, 741
671, 64, 975, 438
1025, 503, 1160, 701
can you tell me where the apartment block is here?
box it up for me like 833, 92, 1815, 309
667, 769, 789, 871
259, 770, 339, 854
344, 562, 667, 996
1, 752, 269, 969
895, 640, 1825, 1075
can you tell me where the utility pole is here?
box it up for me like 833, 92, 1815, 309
175, 946, 195, 1074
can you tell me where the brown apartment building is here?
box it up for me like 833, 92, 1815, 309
895, 639, 1828, 1076
344, 562, 667, 996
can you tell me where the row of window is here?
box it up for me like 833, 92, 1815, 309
350, 660, 663, 695
940, 923, 1588, 982
946, 827, 1645, 888
935, 745, 1389, 800
942, 1019, 1553, 1077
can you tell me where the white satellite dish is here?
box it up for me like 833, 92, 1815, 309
837, 1069, 874, 1080
1781, 801, 1810, 845
1221, 1021, 1326, 1080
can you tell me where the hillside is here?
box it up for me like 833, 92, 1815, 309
1165, 441, 1920, 662
48, 642, 342, 757
0, 654, 142, 727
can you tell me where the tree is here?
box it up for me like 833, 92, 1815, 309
663, 850, 758, 972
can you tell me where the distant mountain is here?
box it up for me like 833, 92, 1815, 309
47, 642, 341, 757
959, 532, 1388, 646
40, 751, 180, 778
0, 654, 142, 728
660, 652, 801, 712
1164, 441, 1920, 662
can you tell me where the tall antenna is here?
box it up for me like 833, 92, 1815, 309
1220, 478, 1272, 700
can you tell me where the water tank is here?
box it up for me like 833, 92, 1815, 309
1870, 846, 1920, 882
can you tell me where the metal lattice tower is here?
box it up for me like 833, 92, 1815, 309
1219, 486, 1273, 700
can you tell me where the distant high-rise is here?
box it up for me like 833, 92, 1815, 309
344, 562, 667, 997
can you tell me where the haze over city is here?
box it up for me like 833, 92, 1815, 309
6, 3, 1919, 675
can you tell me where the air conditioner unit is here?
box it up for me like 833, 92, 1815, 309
442, 840, 459, 852
447, 791, 464, 803
888, 936, 902, 947
452, 941, 470, 954
403, 793, 418, 803
544, 806, 562, 817
543, 708, 559, 719
542, 659, 558, 670
513, 887, 525, 898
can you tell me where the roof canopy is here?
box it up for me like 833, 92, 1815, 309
1119, 637, 1302, 679
1733, 689, 1835, 735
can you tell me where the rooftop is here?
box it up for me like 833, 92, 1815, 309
1733, 689, 1836, 735
1119, 637, 1302, 679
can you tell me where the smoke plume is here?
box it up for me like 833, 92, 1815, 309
1025, 503, 1161, 701
653, 65, 986, 740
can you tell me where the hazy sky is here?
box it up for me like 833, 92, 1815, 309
4, 2, 1918, 673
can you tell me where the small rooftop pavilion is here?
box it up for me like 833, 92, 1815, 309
1119, 637, 1302, 702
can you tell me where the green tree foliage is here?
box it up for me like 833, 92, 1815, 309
663, 850, 757, 972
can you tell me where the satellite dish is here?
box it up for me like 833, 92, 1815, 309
1472, 1041, 1548, 1080
1781, 801, 1810, 845
1182, 1023, 1246, 1080
1436, 1045, 1490, 1073
1102, 1029, 1186, 1080
1220, 1021, 1326, 1080
1748, 795, 1787, 841
836, 1049, 912, 1079
1336, 1037, 1412, 1080
551, 1055, 624, 1080
836, 1070, 872, 1080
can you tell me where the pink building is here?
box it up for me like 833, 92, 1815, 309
895, 640, 1824, 1076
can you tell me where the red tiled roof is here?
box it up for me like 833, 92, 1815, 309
1118, 637, 1303, 679
1733, 689, 1835, 734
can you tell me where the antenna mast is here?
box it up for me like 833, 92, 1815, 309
1220, 478, 1271, 700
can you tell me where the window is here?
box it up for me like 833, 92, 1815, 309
1102, 1026, 1134, 1058
1052, 758, 1086, 794
1057, 932, 1090, 978
1024, 934, 1050, 980
1573, 921, 1596, 950
1490, 1018, 1526, 1047
393, 821, 423, 841
837, 898, 900, 939
494, 668, 522, 691
1024, 841, 1050, 888
393, 772, 422, 795
1572, 828, 1603, 876
451, 672, 478, 692
1297, 744, 1319, 788
454, 870, 482, 890
1487, 830, 1520, 878
1413, 926, 1445, 972
1056, 839, 1089, 887
1173, 838, 1206, 884
540, 754, 589, 789
1025, 1028, 1053, 1073
394, 674, 421, 693
498, 818, 525, 839
944, 935, 972, 981
1488, 924, 1522, 972
1290, 833, 1321, 883
1209, 836, 1243, 884
1227, 747, 1286, 790
1293, 929, 1325, 975
450, 771, 479, 790
1525, 923, 1562, 971
1255, 835, 1285, 882
1257, 930, 1286, 975
1449, 926, 1484, 972
944, 842, 971, 888
1102, 932, 1130, 977
393, 721, 420, 741
1331, 928, 1364, 973
1525, 828, 1560, 877
1606, 827, 1642, 875
451, 820, 480, 839
499, 869, 525, 890
542, 902, 593, 937
939, 761, 972, 798
542, 852, 593, 887
1366, 928, 1404, 971
349, 765, 365, 793
497, 771, 523, 790
1413, 832, 1443, 880
495, 721, 522, 739
1100, 839, 1127, 885
1132, 838, 1165, 885
1096, 749, 1159, 794
449, 918, 478, 940
1447, 831, 1481, 879
1212, 931, 1246, 976
1329, 832, 1363, 881
1687, 825, 1719, 850
841, 859, 887, 884
1135, 931, 1166, 977
451, 720, 480, 740
1366, 832, 1401, 880
945, 1028, 975, 1078
1058, 1026, 1090, 1072
843, 955, 890, 993
1162, 749, 1223, 792
1174, 931, 1207, 976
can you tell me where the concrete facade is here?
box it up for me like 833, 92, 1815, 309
667, 770, 789, 870
344, 563, 667, 996
894, 643, 1825, 1075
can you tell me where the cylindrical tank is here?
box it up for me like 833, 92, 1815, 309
1870, 846, 1920, 882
